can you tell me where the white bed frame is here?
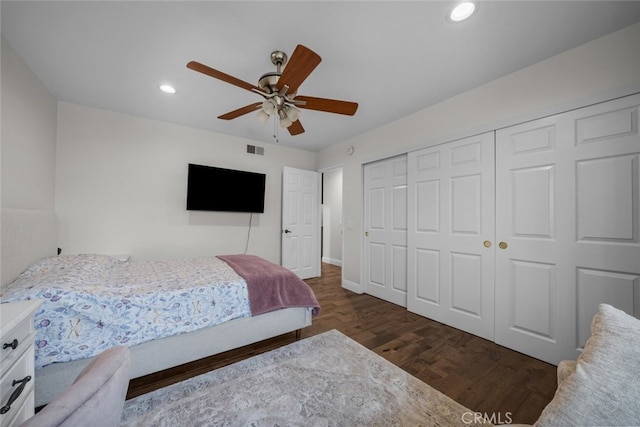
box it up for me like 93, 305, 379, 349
0, 209, 312, 407
35, 307, 311, 406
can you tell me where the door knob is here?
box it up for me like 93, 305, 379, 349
499, 242, 508, 249
365, 231, 369, 237
284, 229, 292, 234
483, 240, 492, 248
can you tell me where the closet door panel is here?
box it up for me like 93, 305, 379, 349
496, 93, 640, 364
416, 180, 439, 232
495, 116, 574, 364
451, 174, 482, 234
408, 132, 495, 340
451, 252, 483, 317
363, 155, 408, 307
392, 245, 408, 293
409, 151, 445, 315
509, 260, 555, 340
576, 155, 635, 241
511, 166, 554, 238
576, 268, 639, 350
570, 95, 640, 353
416, 249, 440, 303
368, 243, 386, 286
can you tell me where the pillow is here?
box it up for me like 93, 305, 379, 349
4, 254, 120, 294
555, 360, 576, 388
20, 346, 131, 427
535, 304, 640, 426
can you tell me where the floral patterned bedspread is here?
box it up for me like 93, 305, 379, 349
0, 254, 252, 369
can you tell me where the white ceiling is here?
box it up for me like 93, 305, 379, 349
3, 1, 640, 152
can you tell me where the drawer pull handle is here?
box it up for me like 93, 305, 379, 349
3, 339, 19, 350
0, 376, 31, 414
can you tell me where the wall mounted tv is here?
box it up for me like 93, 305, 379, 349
186, 163, 266, 213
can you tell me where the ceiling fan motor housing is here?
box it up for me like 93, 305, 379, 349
258, 72, 281, 94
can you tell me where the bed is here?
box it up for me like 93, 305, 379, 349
0, 209, 319, 407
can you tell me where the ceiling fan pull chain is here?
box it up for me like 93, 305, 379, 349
273, 114, 279, 143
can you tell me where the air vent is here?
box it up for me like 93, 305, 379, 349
246, 144, 264, 156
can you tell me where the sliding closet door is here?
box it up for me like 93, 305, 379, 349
363, 155, 408, 307
407, 132, 495, 340
494, 115, 573, 364
495, 93, 640, 364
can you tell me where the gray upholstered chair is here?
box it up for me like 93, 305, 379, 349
21, 346, 131, 427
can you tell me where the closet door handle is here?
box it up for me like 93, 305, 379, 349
499, 242, 508, 249
483, 240, 492, 248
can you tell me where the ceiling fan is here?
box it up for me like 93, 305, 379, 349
186, 44, 358, 136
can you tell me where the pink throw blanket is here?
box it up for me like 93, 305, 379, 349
218, 255, 320, 316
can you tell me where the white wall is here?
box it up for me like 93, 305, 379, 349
317, 22, 640, 289
1, 37, 57, 210
55, 103, 316, 264
322, 167, 342, 266
1, 38, 59, 285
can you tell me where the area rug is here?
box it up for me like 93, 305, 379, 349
120, 329, 486, 426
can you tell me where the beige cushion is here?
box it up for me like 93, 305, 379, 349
555, 360, 576, 388
535, 304, 640, 426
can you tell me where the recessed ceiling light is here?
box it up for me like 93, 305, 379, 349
449, 2, 476, 22
159, 84, 176, 94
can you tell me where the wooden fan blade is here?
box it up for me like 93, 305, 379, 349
276, 45, 321, 93
288, 120, 305, 136
218, 102, 262, 120
187, 61, 260, 93
295, 95, 358, 116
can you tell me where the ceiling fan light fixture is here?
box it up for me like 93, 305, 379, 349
449, 2, 476, 22
278, 110, 293, 128
262, 99, 277, 115
286, 105, 301, 122
256, 109, 270, 123
279, 118, 293, 129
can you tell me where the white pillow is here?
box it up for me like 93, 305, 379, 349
535, 304, 640, 426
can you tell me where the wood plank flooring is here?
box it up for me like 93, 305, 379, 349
128, 263, 557, 424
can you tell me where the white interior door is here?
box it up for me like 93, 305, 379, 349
495, 93, 640, 364
363, 155, 408, 307
407, 132, 495, 340
281, 166, 320, 279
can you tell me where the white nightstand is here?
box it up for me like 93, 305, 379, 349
1, 300, 43, 427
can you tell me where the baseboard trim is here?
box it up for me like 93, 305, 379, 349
342, 278, 363, 294
321, 257, 342, 267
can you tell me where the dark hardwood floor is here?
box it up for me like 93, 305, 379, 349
128, 263, 557, 424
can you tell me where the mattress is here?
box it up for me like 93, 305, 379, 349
0, 254, 252, 369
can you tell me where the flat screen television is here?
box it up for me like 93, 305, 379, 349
186, 163, 266, 213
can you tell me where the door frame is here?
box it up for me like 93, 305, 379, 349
318, 164, 344, 269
